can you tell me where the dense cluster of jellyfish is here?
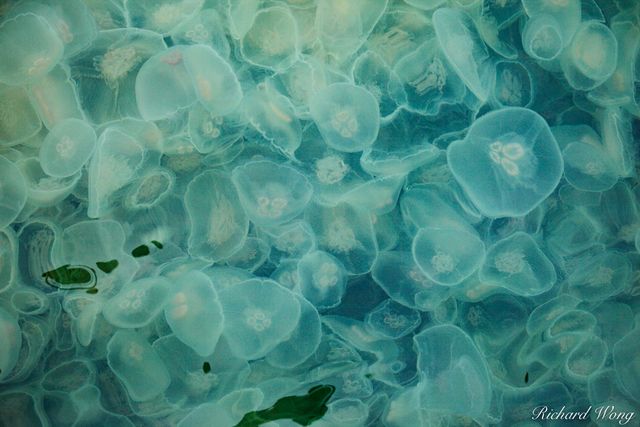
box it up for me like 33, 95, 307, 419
0, 0, 639, 426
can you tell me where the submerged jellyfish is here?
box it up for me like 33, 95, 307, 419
183, 44, 242, 117
164, 271, 225, 357
240, 6, 299, 71
0, 85, 41, 146
493, 61, 534, 108
231, 160, 312, 228
88, 127, 145, 218
522, 14, 563, 61
480, 232, 557, 296
296, 250, 347, 310
135, 46, 196, 121
219, 278, 301, 360
365, 299, 421, 340
40, 118, 96, 178
432, 8, 493, 102
0, 13, 63, 86
0, 155, 27, 228
562, 141, 617, 192
0, 307, 21, 382
561, 21, 618, 91
103, 277, 171, 328
185, 170, 248, 262
393, 39, 465, 116
244, 82, 302, 155
106, 330, 170, 402
414, 324, 492, 418
447, 107, 563, 218
412, 227, 485, 286
309, 83, 380, 153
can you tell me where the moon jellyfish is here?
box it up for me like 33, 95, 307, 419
562, 141, 617, 192
0, 307, 21, 382
613, 327, 640, 402
126, 0, 205, 35
106, 330, 170, 402
185, 169, 248, 262
414, 324, 492, 418
72, 28, 166, 124
40, 118, 96, 178
135, 46, 197, 121
0, 13, 63, 86
164, 271, 224, 357
480, 231, 556, 296
240, 6, 299, 71
561, 21, 618, 91
522, 14, 564, 61
244, 82, 302, 156
124, 167, 175, 210
232, 160, 312, 228
365, 299, 421, 340
493, 60, 534, 108
296, 250, 347, 310
0, 155, 27, 228
218, 278, 301, 360
393, 40, 466, 116
447, 107, 563, 218
306, 201, 378, 275
310, 83, 380, 153
521, 0, 581, 47
103, 277, 171, 328
0, 85, 41, 146
183, 44, 242, 117
188, 104, 247, 154
433, 8, 494, 103
412, 227, 485, 287
88, 127, 145, 218
265, 294, 322, 369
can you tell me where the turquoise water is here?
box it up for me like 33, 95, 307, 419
0, 0, 639, 426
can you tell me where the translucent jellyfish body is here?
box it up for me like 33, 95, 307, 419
522, 14, 564, 61
0, 155, 27, 228
185, 170, 248, 262
433, 8, 493, 103
353, 51, 404, 121
0, 13, 63, 86
493, 61, 534, 108
562, 140, 617, 192
567, 251, 631, 301
126, 0, 205, 34
135, 46, 196, 121
240, 6, 299, 71
309, 83, 380, 153
447, 107, 563, 218
296, 250, 347, 310
232, 160, 312, 228
0, 307, 21, 382
393, 39, 465, 116
124, 167, 175, 210
306, 202, 378, 275
27, 65, 84, 130
18, 158, 81, 209
0, 85, 41, 146
613, 327, 640, 402
244, 82, 302, 155
218, 278, 301, 360
414, 324, 491, 418
40, 118, 96, 178
88, 128, 145, 218
561, 21, 618, 91
521, 0, 581, 48
103, 277, 171, 328
164, 271, 224, 357
365, 299, 421, 340
72, 28, 166, 124
480, 232, 556, 296
183, 44, 242, 117
412, 227, 485, 286
106, 330, 170, 401
264, 294, 322, 368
